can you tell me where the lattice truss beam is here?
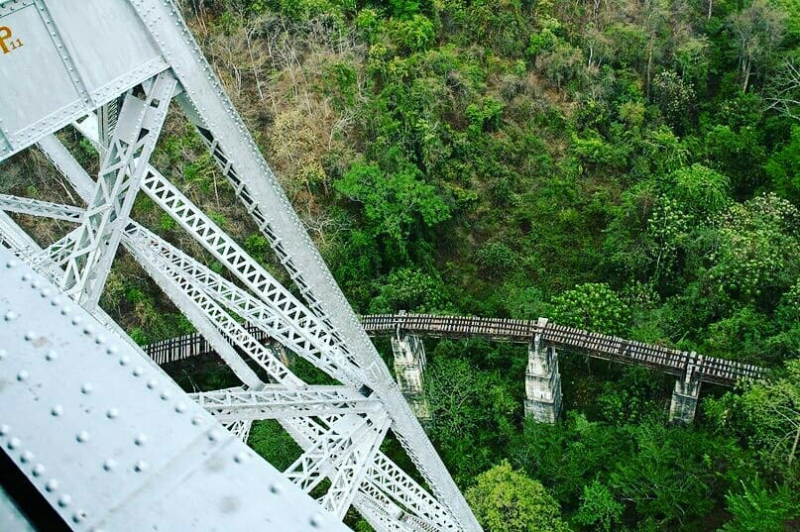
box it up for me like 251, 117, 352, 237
55, 72, 177, 309
0, 69, 470, 530
191, 387, 384, 421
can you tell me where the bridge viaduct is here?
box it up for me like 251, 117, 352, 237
145, 313, 765, 425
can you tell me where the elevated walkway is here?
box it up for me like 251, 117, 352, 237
145, 313, 766, 424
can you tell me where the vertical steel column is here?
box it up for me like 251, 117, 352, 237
59, 71, 176, 309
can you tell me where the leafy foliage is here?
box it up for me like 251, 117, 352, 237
573, 480, 623, 532
466, 461, 570, 532
550, 283, 631, 337
335, 161, 450, 246
653, 70, 696, 134
706, 359, 800, 483
721, 477, 798, 532
765, 125, 800, 204
512, 413, 757, 530
424, 357, 518, 483
368, 268, 453, 313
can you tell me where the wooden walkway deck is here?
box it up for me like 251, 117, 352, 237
144, 314, 765, 387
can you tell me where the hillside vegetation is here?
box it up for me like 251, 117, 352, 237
170, 2, 799, 528
1, 0, 799, 530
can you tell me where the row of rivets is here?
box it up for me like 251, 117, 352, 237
0, 422, 66, 522
3, 238, 91, 524
34, 231, 171, 475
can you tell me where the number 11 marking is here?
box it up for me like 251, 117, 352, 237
0, 26, 24, 55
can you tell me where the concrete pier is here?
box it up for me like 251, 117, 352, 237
669, 355, 702, 424
391, 332, 430, 419
524, 318, 563, 423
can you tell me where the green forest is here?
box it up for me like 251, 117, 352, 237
2, 0, 799, 530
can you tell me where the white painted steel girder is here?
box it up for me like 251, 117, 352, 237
0, 246, 350, 532
0, 194, 84, 222
32, 227, 83, 270
37, 134, 96, 199
2, 207, 398, 527
283, 415, 453, 527
174, 92, 336, 328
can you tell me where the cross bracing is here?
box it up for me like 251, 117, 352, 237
58, 71, 177, 309
0, 194, 85, 222
191, 386, 384, 421
284, 414, 390, 497
0, 0, 480, 529
223, 419, 255, 443
188, 386, 455, 525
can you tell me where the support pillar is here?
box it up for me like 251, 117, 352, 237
391, 332, 430, 419
525, 318, 563, 423
669, 355, 702, 424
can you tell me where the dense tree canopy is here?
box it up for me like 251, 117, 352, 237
466, 461, 570, 532
2, 0, 799, 529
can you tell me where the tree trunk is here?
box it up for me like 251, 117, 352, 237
707, 0, 713, 21
789, 424, 799, 468
742, 59, 751, 93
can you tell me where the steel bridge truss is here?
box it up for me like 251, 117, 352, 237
0, 1, 480, 529
0, 178, 463, 530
